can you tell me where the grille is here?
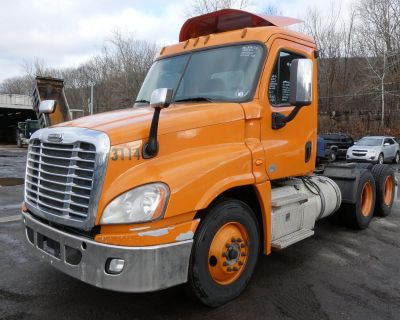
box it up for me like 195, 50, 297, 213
25, 139, 96, 221
352, 152, 367, 157
352, 150, 367, 156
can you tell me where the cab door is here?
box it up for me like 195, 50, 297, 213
260, 37, 317, 180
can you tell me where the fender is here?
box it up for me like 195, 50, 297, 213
96, 120, 255, 224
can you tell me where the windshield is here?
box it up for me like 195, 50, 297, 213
320, 134, 339, 141
26, 121, 40, 133
357, 138, 383, 146
135, 44, 264, 105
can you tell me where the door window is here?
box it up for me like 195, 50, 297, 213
268, 51, 304, 106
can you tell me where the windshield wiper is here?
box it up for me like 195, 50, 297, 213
134, 99, 150, 104
174, 97, 214, 103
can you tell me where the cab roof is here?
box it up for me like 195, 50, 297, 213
159, 9, 313, 58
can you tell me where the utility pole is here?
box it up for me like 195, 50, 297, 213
90, 83, 94, 115
381, 50, 385, 128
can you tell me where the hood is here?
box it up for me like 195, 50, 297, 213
55, 103, 245, 145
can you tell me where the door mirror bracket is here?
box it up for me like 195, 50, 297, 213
142, 88, 173, 159
272, 107, 302, 129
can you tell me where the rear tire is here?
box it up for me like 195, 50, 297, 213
393, 152, 400, 164
187, 199, 259, 307
371, 164, 395, 217
340, 170, 376, 229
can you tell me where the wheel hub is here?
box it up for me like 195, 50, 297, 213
384, 175, 394, 206
208, 223, 249, 285
361, 181, 373, 217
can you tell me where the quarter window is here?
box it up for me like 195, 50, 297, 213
268, 51, 304, 106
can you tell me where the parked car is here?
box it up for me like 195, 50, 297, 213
346, 136, 400, 164
319, 133, 354, 161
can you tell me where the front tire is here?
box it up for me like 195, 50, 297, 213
329, 150, 337, 162
377, 153, 384, 164
187, 199, 260, 307
16, 133, 22, 148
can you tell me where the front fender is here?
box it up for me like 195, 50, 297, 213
96, 120, 254, 224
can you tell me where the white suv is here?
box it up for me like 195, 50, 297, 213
346, 136, 400, 164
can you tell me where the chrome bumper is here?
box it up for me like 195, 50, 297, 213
346, 155, 376, 162
22, 211, 193, 292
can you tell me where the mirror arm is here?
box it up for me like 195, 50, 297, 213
142, 107, 161, 159
272, 106, 302, 130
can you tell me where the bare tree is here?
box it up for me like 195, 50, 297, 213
263, 4, 282, 16
355, 0, 400, 127
302, 2, 357, 125
185, 0, 249, 17
0, 32, 158, 115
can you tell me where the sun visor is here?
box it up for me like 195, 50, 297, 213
179, 9, 302, 42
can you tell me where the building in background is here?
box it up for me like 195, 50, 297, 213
0, 94, 37, 144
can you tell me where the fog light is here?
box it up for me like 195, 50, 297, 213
106, 258, 125, 274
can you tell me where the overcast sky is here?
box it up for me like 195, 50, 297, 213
0, 0, 355, 82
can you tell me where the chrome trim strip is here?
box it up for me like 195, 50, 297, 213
25, 127, 110, 231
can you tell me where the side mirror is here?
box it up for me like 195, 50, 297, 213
150, 88, 173, 109
384, 142, 390, 146
272, 59, 313, 130
290, 59, 313, 107
143, 88, 173, 159
39, 100, 56, 114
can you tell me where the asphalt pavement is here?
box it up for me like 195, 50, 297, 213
1, 146, 400, 320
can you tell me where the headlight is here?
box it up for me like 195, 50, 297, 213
368, 150, 377, 156
100, 183, 169, 224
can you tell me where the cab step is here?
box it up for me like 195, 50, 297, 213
271, 228, 315, 250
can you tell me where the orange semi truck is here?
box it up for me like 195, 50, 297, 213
22, 9, 396, 306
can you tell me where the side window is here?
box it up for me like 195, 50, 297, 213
268, 51, 304, 106
389, 139, 395, 145
384, 138, 390, 145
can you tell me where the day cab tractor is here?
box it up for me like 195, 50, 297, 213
21, 9, 396, 306
16, 119, 40, 147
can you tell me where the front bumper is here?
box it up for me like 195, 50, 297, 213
346, 154, 377, 162
22, 211, 193, 292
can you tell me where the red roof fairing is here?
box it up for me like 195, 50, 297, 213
179, 9, 303, 42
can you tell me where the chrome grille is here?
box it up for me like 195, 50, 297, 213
25, 139, 96, 221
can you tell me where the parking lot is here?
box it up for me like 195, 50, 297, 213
1, 146, 400, 320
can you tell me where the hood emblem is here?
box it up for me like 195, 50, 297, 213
47, 133, 63, 143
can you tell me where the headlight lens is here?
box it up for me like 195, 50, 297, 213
368, 150, 377, 156
100, 183, 169, 224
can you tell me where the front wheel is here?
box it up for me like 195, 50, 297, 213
329, 150, 337, 162
187, 199, 260, 307
377, 153, 384, 164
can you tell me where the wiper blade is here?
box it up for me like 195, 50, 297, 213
134, 99, 150, 104
174, 97, 214, 103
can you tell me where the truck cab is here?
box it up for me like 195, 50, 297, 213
16, 119, 40, 147
22, 9, 395, 307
